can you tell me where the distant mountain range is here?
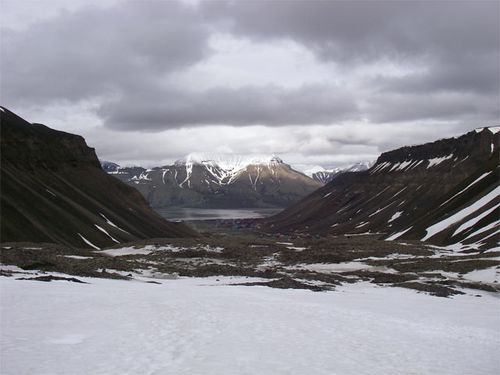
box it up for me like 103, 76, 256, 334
304, 161, 374, 184
103, 154, 322, 208
0, 107, 194, 249
266, 127, 500, 250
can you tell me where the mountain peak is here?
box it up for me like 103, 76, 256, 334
308, 161, 374, 183
106, 153, 320, 208
177, 153, 285, 171
474, 126, 500, 134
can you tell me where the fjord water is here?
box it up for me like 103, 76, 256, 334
155, 207, 283, 221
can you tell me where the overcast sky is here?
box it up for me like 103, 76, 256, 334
1, 0, 499, 171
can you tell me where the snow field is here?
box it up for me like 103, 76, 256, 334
1, 277, 499, 375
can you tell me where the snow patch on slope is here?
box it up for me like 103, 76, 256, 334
439, 172, 492, 207
452, 203, 500, 237
475, 126, 500, 134
427, 154, 454, 168
99, 213, 130, 234
386, 227, 413, 241
422, 186, 500, 241
388, 211, 403, 223
94, 225, 120, 243
77, 233, 100, 250
462, 220, 500, 242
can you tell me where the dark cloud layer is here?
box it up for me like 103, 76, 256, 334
209, 0, 499, 96
1, 0, 498, 132
366, 92, 499, 124
206, 1, 499, 60
1, 1, 209, 103
99, 84, 358, 130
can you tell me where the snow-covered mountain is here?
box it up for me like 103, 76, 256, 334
100, 160, 120, 173
106, 154, 322, 208
307, 161, 374, 184
266, 127, 500, 250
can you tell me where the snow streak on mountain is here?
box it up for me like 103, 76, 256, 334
267, 127, 500, 250
105, 154, 321, 209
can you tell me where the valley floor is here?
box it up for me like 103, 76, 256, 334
1, 229, 500, 374
1, 275, 499, 375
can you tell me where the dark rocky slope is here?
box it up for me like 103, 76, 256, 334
0, 107, 195, 249
266, 128, 499, 250
106, 157, 322, 209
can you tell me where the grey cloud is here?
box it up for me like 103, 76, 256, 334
98, 84, 359, 130
204, 0, 499, 96
205, 1, 498, 62
366, 92, 499, 124
1, 0, 498, 135
0, 1, 210, 105
374, 53, 499, 97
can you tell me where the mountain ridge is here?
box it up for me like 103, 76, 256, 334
308, 161, 374, 184
0, 107, 195, 249
105, 155, 322, 209
265, 127, 499, 250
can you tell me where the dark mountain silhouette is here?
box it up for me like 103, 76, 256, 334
0, 107, 195, 249
266, 128, 499, 250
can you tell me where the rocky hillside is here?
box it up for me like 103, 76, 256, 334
0, 107, 195, 249
106, 155, 322, 208
266, 128, 499, 250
